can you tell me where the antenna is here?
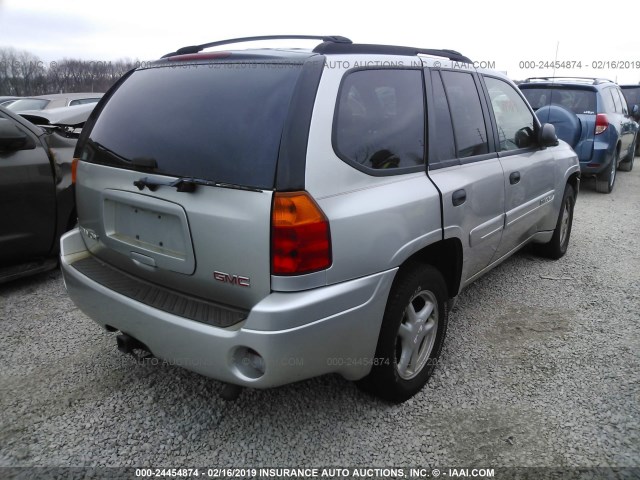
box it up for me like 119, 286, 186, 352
552, 41, 560, 80
544, 41, 561, 125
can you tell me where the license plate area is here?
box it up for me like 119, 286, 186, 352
102, 190, 195, 274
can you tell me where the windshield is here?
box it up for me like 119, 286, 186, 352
85, 63, 303, 189
520, 88, 596, 115
7, 98, 50, 111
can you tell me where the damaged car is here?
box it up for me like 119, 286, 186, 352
0, 103, 93, 282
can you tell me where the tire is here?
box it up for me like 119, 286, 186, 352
619, 137, 636, 172
534, 105, 581, 148
595, 150, 618, 194
66, 210, 78, 232
357, 264, 448, 402
535, 184, 575, 260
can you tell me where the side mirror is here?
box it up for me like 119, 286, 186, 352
539, 123, 559, 148
0, 118, 29, 153
633, 104, 639, 116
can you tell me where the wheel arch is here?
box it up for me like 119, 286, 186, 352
395, 238, 463, 300
567, 172, 580, 199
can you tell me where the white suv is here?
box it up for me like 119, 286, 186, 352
61, 36, 580, 402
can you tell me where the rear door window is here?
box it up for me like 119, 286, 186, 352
429, 72, 456, 165
601, 88, 617, 114
440, 71, 489, 159
84, 64, 303, 189
613, 89, 628, 115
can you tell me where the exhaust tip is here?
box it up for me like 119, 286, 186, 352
231, 346, 266, 379
116, 333, 148, 355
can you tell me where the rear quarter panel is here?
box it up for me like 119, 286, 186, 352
303, 56, 443, 286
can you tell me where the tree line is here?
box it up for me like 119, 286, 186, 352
0, 47, 140, 96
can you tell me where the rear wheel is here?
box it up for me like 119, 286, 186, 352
595, 150, 618, 193
535, 184, 575, 259
357, 264, 448, 402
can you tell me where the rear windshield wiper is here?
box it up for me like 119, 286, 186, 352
133, 176, 262, 193
90, 141, 131, 166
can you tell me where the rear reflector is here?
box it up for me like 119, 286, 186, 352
595, 114, 608, 135
271, 192, 331, 275
71, 158, 79, 184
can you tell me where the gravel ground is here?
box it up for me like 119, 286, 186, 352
1, 163, 639, 477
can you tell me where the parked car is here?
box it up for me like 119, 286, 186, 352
519, 77, 638, 193
18, 103, 97, 138
60, 35, 580, 402
0, 106, 78, 283
6, 93, 103, 113
0, 96, 21, 107
620, 84, 640, 156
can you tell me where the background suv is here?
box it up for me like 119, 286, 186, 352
620, 84, 640, 156
61, 36, 579, 402
519, 78, 637, 193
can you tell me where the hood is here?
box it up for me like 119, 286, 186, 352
19, 103, 96, 127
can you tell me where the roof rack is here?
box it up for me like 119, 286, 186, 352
161, 35, 352, 58
161, 35, 472, 64
312, 43, 472, 63
523, 76, 615, 85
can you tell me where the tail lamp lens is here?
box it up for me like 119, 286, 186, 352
595, 114, 608, 135
271, 192, 331, 275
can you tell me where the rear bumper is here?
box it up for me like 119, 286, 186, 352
60, 229, 396, 388
579, 142, 613, 175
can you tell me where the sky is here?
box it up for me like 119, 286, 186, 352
0, 0, 639, 84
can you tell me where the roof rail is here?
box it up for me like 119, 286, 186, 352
523, 76, 615, 85
161, 36, 472, 64
312, 42, 472, 63
161, 35, 352, 58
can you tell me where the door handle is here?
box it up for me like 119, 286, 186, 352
509, 172, 521, 185
452, 189, 467, 206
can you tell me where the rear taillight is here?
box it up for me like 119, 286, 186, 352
271, 191, 331, 275
71, 158, 79, 184
595, 114, 608, 135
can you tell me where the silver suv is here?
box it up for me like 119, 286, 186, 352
61, 36, 580, 402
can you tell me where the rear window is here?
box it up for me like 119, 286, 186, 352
85, 63, 303, 189
520, 87, 596, 115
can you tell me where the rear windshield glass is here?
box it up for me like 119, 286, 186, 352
85, 63, 303, 189
520, 88, 596, 115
